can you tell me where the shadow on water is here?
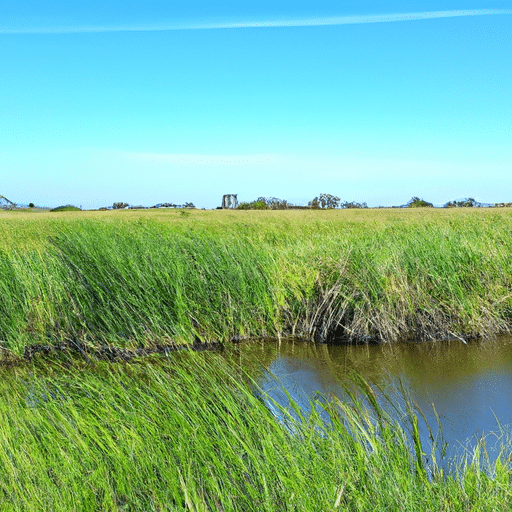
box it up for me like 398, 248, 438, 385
229, 336, 512, 469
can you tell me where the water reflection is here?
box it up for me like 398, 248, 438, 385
236, 336, 512, 462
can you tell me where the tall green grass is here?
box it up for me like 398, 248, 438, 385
0, 353, 511, 511
1, 209, 512, 355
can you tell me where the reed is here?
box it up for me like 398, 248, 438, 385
0, 353, 510, 511
1, 208, 512, 355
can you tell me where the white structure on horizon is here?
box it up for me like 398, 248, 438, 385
222, 194, 238, 209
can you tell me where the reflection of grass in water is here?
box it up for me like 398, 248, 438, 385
1, 354, 511, 511
1, 208, 512, 355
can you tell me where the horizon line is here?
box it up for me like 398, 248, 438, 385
2, 8, 511, 35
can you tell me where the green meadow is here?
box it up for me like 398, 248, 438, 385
1, 207, 512, 356
1, 208, 512, 510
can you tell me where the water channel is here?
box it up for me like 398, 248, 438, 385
234, 336, 512, 467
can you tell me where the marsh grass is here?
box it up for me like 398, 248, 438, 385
0, 353, 511, 511
2, 209, 512, 510
1, 208, 512, 355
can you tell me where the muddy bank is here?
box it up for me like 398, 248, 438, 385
13, 339, 221, 364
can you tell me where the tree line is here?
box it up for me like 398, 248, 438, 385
236, 195, 511, 210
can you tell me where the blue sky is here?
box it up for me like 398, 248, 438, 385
1, 1, 511, 208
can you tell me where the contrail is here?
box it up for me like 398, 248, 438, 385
1, 8, 511, 34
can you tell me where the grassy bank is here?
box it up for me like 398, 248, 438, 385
1, 208, 512, 355
1, 353, 511, 511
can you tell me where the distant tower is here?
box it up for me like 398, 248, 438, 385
222, 194, 238, 209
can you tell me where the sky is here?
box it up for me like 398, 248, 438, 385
1, 1, 511, 209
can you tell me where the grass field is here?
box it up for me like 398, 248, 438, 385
1, 207, 512, 356
2, 208, 512, 510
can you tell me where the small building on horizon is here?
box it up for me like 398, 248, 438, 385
222, 194, 238, 209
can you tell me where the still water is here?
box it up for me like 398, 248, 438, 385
235, 336, 512, 463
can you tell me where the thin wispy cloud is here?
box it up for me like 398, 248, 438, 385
2, 8, 511, 35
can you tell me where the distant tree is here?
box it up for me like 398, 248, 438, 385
28, 203, 35, 208
50, 205, 81, 212
112, 202, 129, 209
444, 197, 477, 208
407, 197, 433, 208
236, 197, 289, 210
308, 197, 320, 209
237, 200, 267, 210
183, 202, 195, 208
156, 202, 177, 208
309, 194, 340, 209
259, 197, 291, 209
341, 201, 368, 209
320, 193, 340, 209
